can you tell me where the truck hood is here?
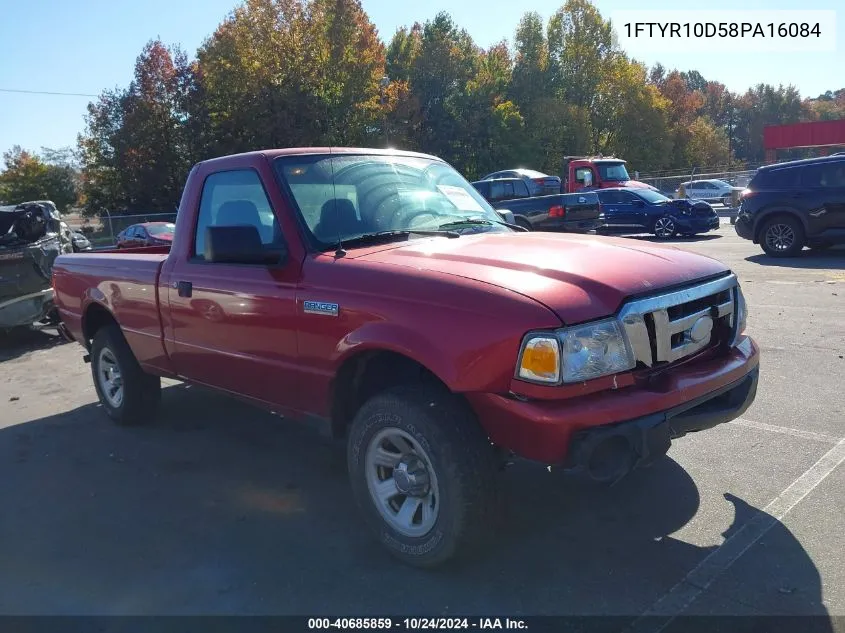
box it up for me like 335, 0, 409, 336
359, 232, 729, 324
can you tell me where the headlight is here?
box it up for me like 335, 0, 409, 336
517, 336, 560, 384
559, 318, 636, 383
516, 319, 636, 385
735, 286, 748, 339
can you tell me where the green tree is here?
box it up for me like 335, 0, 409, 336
0, 146, 79, 211
547, 0, 614, 109
196, 0, 386, 152
686, 116, 732, 167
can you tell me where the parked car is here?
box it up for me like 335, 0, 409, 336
53, 147, 758, 568
678, 179, 743, 207
734, 155, 845, 257
472, 178, 603, 233
596, 187, 720, 238
479, 168, 561, 196
116, 222, 175, 248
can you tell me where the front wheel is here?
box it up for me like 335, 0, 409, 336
347, 385, 499, 568
91, 324, 161, 425
760, 216, 804, 257
653, 216, 676, 239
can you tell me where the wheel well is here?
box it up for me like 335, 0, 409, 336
753, 210, 805, 243
82, 303, 118, 346
329, 350, 447, 438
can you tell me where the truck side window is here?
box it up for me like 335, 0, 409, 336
194, 169, 285, 260
490, 181, 506, 200
575, 167, 592, 184
515, 181, 529, 197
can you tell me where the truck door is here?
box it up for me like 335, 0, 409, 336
597, 190, 633, 226
164, 167, 302, 409
802, 160, 845, 237
572, 166, 597, 192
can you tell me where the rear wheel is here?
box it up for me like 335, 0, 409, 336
347, 384, 499, 568
653, 216, 676, 239
91, 324, 161, 425
721, 194, 732, 207
760, 216, 804, 258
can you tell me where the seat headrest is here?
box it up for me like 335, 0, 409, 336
216, 200, 261, 227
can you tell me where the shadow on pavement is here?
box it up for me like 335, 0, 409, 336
621, 233, 723, 244
0, 325, 68, 362
0, 383, 832, 626
746, 249, 845, 269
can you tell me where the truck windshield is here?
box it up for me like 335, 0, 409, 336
273, 154, 509, 249
636, 189, 671, 204
597, 162, 630, 181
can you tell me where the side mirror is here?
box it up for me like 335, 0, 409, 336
496, 209, 515, 224
205, 225, 286, 265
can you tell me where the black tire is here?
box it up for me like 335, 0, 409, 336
90, 324, 161, 425
653, 216, 676, 239
760, 216, 805, 258
514, 217, 532, 232
347, 384, 499, 568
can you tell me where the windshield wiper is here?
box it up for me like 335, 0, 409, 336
438, 217, 527, 232
326, 229, 460, 252
437, 218, 495, 229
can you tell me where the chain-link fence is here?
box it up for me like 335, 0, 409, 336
636, 165, 764, 199
70, 211, 177, 248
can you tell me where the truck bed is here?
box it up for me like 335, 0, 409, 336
489, 192, 602, 232
52, 251, 169, 369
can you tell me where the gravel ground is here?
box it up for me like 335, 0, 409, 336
1, 222, 843, 625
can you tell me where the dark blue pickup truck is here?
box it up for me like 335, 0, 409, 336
471, 178, 603, 233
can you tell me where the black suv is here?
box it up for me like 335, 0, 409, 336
735, 155, 845, 257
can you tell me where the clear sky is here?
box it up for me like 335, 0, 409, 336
0, 0, 841, 157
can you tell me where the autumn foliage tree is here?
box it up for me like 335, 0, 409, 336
0, 146, 79, 211
72, 0, 844, 213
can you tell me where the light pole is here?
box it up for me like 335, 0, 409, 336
379, 75, 390, 147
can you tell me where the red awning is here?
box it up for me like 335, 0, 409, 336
764, 119, 845, 150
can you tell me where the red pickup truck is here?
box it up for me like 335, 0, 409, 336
52, 148, 759, 568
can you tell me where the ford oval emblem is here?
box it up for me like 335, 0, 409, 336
689, 315, 713, 344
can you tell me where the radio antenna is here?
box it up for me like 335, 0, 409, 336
329, 146, 346, 258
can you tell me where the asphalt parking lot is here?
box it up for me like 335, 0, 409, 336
1, 222, 843, 626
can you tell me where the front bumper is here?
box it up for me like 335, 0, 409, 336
0, 288, 54, 329
674, 214, 720, 232
563, 366, 758, 482
467, 336, 759, 464
734, 215, 754, 241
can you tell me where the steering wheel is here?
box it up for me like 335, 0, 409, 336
400, 208, 440, 228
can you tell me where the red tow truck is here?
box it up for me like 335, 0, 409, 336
563, 156, 658, 193
52, 148, 759, 568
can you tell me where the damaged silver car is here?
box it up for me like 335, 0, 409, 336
0, 200, 73, 331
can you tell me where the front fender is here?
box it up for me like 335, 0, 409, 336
335, 319, 518, 394
752, 207, 807, 242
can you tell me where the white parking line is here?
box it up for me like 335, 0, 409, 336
625, 437, 845, 632
730, 417, 841, 444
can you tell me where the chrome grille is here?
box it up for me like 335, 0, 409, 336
618, 274, 739, 367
